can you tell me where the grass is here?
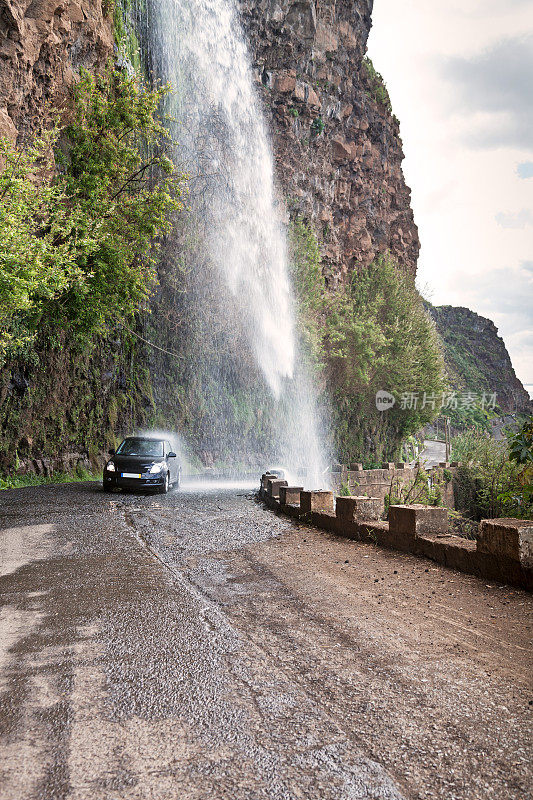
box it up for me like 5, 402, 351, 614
0, 468, 99, 490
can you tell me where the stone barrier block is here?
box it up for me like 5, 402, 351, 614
389, 504, 448, 536
261, 473, 276, 490
477, 518, 533, 567
279, 486, 303, 505
336, 496, 381, 522
267, 478, 288, 499
382, 462, 395, 470
349, 463, 364, 471
395, 462, 407, 469
439, 462, 450, 468
300, 490, 334, 514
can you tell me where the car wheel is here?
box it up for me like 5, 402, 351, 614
103, 484, 113, 493
159, 472, 170, 494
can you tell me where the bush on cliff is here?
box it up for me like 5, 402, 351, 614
289, 216, 325, 366
0, 65, 186, 364
324, 256, 447, 463
289, 220, 446, 463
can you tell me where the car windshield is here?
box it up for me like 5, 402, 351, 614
116, 438, 164, 457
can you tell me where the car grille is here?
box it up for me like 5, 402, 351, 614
115, 460, 155, 473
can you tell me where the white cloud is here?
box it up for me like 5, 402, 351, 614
442, 35, 533, 151
367, 0, 533, 384
517, 161, 533, 178
495, 209, 533, 229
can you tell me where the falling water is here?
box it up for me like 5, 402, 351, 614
130, 0, 328, 484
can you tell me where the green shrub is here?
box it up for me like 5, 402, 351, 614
0, 470, 99, 490
451, 427, 532, 519
362, 57, 391, 111
324, 256, 446, 462
311, 117, 325, 136
0, 64, 186, 365
384, 466, 441, 513
288, 227, 446, 463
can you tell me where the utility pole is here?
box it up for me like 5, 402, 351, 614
444, 417, 451, 462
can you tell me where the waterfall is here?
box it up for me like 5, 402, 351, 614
129, 0, 328, 484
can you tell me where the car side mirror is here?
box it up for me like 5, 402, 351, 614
109, 448, 115, 455
168, 452, 177, 458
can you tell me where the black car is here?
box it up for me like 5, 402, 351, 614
103, 436, 181, 494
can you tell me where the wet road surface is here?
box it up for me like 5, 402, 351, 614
0, 482, 531, 800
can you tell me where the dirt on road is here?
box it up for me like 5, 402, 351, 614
0, 482, 531, 800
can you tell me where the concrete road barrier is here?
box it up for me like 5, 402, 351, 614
478, 518, 533, 568
336, 496, 381, 522
389, 504, 448, 537
300, 490, 334, 514
266, 478, 288, 499
279, 486, 303, 505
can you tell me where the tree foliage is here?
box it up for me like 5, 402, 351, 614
0, 65, 186, 363
324, 256, 447, 462
288, 216, 325, 365
451, 426, 533, 519
289, 221, 447, 463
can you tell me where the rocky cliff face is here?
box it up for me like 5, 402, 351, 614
239, 0, 419, 284
0, 0, 423, 472
0, 1, 417, 282
0, 0, 112, 142
429, 305, 531, 415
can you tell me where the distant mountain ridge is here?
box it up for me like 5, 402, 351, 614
428, 304, 531, 415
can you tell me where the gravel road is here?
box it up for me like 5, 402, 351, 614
0, 481, 531, 800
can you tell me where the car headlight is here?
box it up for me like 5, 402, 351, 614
150, 462, 166, 474
106, 461, 115, 472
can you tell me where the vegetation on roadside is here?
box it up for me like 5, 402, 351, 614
0, 466, 98, 490
451, 420, 533, 520
383, 466, 445, 514
324, 256, 446, 462
0, 64, 186, 471
288, 216, 326, 366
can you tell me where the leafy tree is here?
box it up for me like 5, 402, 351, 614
509, 417, 533, 465
451, 426, 533, 519
0, 65, 186, 363
324, 256, 447, 462
507, 417, 533, 511
0, 128, 83, 359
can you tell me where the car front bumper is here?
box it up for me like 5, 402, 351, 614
103, 471, 166, 491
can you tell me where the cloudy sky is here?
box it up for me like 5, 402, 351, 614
367, 0, 533, 388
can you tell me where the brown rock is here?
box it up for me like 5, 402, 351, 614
331, 137, 352, 162
0, 0, 113, 141
274, 73, 296, 93
306, 86, 321, 108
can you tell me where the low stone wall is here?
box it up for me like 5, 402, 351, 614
259, 481, 532, 591
330, 463, 456, 511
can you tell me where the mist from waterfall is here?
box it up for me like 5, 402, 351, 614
133, 0, 328, 485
